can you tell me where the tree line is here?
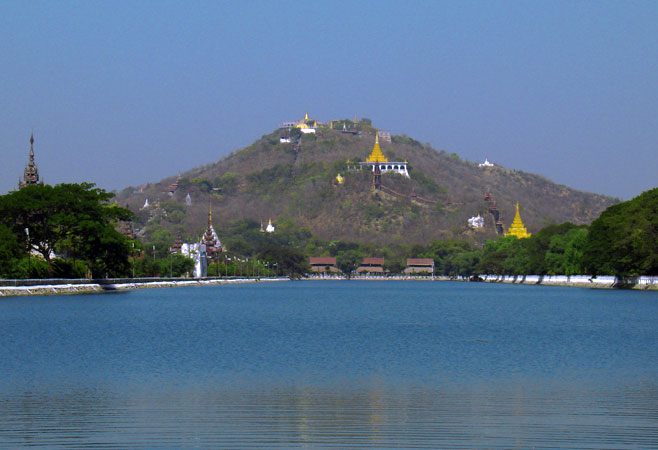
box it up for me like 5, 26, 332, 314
0, 184, 655, 279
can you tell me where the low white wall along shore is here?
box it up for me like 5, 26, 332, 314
0, 277, 288, 297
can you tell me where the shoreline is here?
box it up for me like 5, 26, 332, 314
307, 274, 658, 290
0, 277, 289, 297
2, 274, 656, 297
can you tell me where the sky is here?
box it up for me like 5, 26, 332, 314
1, 0, 656, 200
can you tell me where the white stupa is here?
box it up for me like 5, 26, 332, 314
468, 214, 485, 229
478, 157, 494, 167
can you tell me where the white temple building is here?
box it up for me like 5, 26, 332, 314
359, 135, 409, 178
478, 157, 494, 167
468, 214, 485, 229
181, 243, 207, 277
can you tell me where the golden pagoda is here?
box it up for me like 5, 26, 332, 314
366, 134, 388, 163
295, 110, 317, 129
505, 202, 531, 238
335, 173, 344, 184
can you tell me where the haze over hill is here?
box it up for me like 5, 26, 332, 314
115, 120, 616, 248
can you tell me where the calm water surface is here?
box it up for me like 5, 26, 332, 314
1, 281, 657, 449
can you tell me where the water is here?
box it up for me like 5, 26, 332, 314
1, 281, 657, 449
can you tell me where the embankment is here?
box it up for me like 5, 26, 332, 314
476, 274, 658, 290
0, 277, 288, 297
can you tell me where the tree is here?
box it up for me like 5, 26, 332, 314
583, 187, 658, 276
259, 246, 310, 279
0, 224, 23, 277
0, 183, 134, 278
336, 250, 363, 278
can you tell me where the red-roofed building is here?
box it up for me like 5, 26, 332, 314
405, 258, 435, 275
356, 257, 385, 274
309, 256, 339, 273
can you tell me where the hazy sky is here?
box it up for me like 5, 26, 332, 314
2, 1, 656, 199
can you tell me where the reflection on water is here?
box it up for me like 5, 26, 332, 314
2, 383, 657, 449
1, 281, 657, 449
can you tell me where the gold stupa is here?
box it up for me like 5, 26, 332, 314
505, 202, 531, 238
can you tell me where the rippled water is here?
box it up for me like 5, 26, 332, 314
1, 281, 657, 448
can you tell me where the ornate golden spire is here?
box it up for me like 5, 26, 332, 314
366, 133, 388, 163
505, 202, 531, 238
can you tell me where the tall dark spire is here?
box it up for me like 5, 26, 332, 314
19, 133, 42, 189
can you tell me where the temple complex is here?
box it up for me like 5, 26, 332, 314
359, 134, 409, 177
18, 134, 43, 189
282, 111, 319, 134
505, 203, 531, 238
202, 207, 223, 259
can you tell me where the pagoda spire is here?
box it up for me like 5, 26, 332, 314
202, 204, 223, 260
505, 202, 531, 238
366, 133, 388, 163
19, 133, 42, 189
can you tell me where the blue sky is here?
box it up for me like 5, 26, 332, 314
2, 0, 656, 199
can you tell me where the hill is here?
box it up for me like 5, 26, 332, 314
114, 122, 616, 250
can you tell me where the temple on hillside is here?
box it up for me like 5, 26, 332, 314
468, 214, 485, 229
359, 134, 409, 177
479, 157, 494, 167
282, 111, 318, 134
202, 207, 223, 260
18, 134, 43, 189
170, 231, 183, 253
260, 218, 275, 233
505, 203, 531, 238
166, 177, 180, 195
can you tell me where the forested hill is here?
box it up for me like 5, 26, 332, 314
114, 123, 616, 246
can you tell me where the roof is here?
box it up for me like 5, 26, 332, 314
406, 258, 435, 266
309, 256, 336, 265
356, 266, 385, 273
361, 257, 385, 265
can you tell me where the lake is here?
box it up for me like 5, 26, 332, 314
1, 280, 657, 449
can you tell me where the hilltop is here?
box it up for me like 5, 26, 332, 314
114, 120, 616, 249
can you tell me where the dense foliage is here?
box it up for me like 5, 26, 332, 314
0, 183, 136, 278
582, 187, 658, 276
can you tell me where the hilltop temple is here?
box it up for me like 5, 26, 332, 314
359, 134, 409, 177
18, 133, 43, 189
505, 203, 531, 238
282, 111, 319, 134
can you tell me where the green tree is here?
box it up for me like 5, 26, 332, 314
259, 246, 310, 279
336, 250, 363, 278
0, 224, 23, 276
0, 183, 134, 278
583, 187, 658, 275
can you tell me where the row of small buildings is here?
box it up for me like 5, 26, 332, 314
309, 257, 436, 275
